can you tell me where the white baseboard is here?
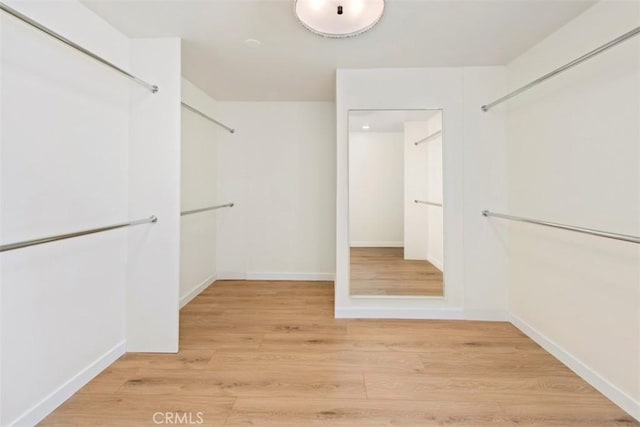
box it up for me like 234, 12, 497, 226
216, 272, 334, 282
179, 274, 216, 308
509, 313, 640, 422
350, 241, 404, 248
335, 306, 464, 319
9, 340, 126, 427
464, 309, 506, 321
427, 255, 444, 271
215, 271, 247, 280
246, 272, 334, 281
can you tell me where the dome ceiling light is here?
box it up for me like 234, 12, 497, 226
294, 0, 385, 38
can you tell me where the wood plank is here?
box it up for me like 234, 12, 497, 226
206, 350, 425, 373
364, 371, 604, 403
114, 350, 215, 371
41, 393, 235, 426
350, 247, 444, 296
226, 398, 508, 426
116, 367, 367, 399
499, 401, 638, 426
178, 332, 263, 352
40, 280, 637, 426
74, 366, 140, 394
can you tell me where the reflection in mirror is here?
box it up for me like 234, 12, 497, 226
349, 110, 444, 297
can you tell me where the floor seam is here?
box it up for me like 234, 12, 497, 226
222, 397, 239, 427
362, 371, 370, 400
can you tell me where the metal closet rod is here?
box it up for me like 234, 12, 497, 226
0, 216, 158, 253
481, 25, 640, 112
482, 210, 640, 244
181, 102, 235, 134
414, 130, 442, 146
0, 2, 158, 93
181, 203, 234, 217
415, 200, 443, 207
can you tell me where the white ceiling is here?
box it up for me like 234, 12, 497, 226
83, 0, 596, 102
349, 109, 438, 132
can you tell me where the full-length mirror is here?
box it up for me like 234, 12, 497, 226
349, 110, 444, 297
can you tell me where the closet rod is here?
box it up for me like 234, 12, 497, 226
0, 2, 158, 93
181, 203, 234, 217
481, 25, 640, 112
482, 210, 640, 244
181, 102, 235, 134
0, 216, 158, 253
414, 130, 442, 146
415, 200, 443, 207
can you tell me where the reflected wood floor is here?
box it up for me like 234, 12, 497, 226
42, 281, 636, 426
350, 247, 444, 296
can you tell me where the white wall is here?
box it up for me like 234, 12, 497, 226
215, 102, 336, 281
505, 0, 640, 418
403, 114, 444, 267
1, 2, 130, 425
336, 67, 508, 319
349, 131, 404, 247
180, 78, 219, 307
127, 37, 181, 353
425, 113, 444, 269
403, 121, 429, 260
0, 2, 182, 424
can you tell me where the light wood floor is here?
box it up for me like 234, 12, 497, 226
42, 281, 635, 426
350, 247, 444, 296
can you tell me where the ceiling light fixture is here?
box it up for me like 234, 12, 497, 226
294, 0, 384, 38
362, 124, 370, 130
